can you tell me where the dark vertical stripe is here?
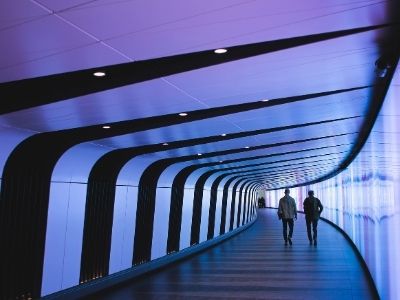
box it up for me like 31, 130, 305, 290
219, 176, 236, 235
242, 182, 250, 225
207, 175, 226, 240
229, 178, 240, 231
236, 182, 244, 228
0, 136, 64, 300
167, 166, 198, 253
247, 184, 257, 223
80, 180, 115, 282
190, 173, 211, 245
234, 179, 246, 228
134, 162, 172, 264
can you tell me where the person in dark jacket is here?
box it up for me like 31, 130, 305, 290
278, 188, 297, 246
303, 190, 323, 246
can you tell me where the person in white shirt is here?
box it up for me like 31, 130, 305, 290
278, 188, 297, 245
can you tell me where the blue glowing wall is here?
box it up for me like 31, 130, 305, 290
266, 67, 400, 300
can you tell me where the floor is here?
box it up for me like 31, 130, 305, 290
82, 209, 378, 300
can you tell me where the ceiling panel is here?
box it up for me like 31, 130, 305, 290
57, 0, 387, 59
0, 0, 398, 191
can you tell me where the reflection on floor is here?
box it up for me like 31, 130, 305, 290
83, 209, 378, 300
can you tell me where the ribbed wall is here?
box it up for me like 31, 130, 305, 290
0, 143, 258, 299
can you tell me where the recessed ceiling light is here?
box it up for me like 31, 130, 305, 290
179, 112, 188, 117
102, 125, 111, 129
261, 99, 269, 102
221, 133, 227, 137
219, 161, 224, 163
162, 143, 169, 146
197, 153, 202, 156
214, 48, 227, 54
245, 146, 250, 149
93, 71, 106, 77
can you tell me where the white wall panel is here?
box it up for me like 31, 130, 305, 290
41, 183, 70, 296
61, 183, 86, 289
225, 188, 233, 233
233, 188, 240, 229
224, 177, 238, 233
199, 187, 211, 243
204, 173, 222, 239
109, 186, 128, 274
109, 185, 138, 273
121, 186, 138, 268
214, 188, 224, 237
151, 187, 172, 260
180, 187, 195, 250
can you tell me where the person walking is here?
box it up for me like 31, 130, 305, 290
303, 190, 323, 246
278, 188, 297, 246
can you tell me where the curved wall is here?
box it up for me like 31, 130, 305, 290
265, 67, 400, 300
36, 149, 257, 297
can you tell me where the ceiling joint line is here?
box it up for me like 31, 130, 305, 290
30, 0, 134, 61
161, 78, 247, 132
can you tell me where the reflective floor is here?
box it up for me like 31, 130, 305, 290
83, 209, 377, 300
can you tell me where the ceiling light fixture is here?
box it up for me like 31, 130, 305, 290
221, 133, 227, 137
178, 112, 188, 117
261, 99, 269, 102
102, 125, 111, 129
214, 48, 227, 54
162, 143, 169, 146
93, 71, 106, 77
197, 153, 202, 156
245, 146, 250, 149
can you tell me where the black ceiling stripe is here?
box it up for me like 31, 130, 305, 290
229, 170, 327, 186
87, 115, 358, 182
214, 167, 324, 184
204, 145, 349, 172
0, 24, 390, 114
195, 141, 351, 170
214, 161, 340, 180
4, 86, 364, 173
219, 155, 344, 174
226, 165, 336, 185
254, 168, 335, 185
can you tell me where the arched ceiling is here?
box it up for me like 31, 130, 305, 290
0, 0, 399, 190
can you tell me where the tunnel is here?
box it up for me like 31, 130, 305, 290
0, 1, 400, 299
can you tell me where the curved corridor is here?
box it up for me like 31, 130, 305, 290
83, 209, 377, 300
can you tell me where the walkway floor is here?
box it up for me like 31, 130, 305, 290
83, 209, 378, 300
